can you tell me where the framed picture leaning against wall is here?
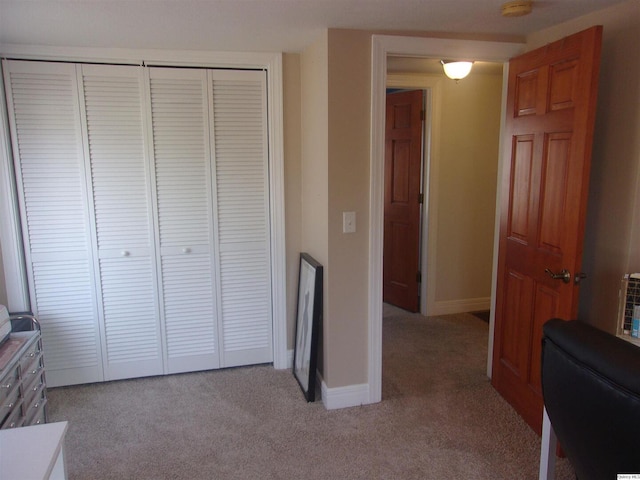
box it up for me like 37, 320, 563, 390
293, 253, 323, 402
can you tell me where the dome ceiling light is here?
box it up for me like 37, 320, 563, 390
440, 60, 474, 81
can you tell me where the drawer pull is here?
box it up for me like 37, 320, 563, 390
121, 250, 130, 257
182, 247, 191, 254
6, 402, 14, 408
33, 402, 39, 408
2, 383, 12, 389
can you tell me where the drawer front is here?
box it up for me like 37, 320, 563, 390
0, 366, 20, 405
1, 402, 24, 429
22, 373, 46, 408
0, 382, 21, 424
19, 341, 43, 374
25, 398, 47, 426
20, 356, 44, 386
23, 382, 46, 413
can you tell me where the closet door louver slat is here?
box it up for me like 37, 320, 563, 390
3, 60, 103, 387
149, 68, 218, 373
81, 64, 163, 380
211, 71, 272, 367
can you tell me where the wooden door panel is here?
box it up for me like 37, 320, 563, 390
539, 133, 571, 252
549, 59, 579, 111
528, 283, 560, 394
500, 269, 532, 376
515, 70, 540, 116
390, 140, 411, 204
386, 220, 412, 303
392, 102, 413, 128
492, 26, 602, 434
509, 135, 535, 242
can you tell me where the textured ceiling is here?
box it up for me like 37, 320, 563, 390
0, 0, 630, 53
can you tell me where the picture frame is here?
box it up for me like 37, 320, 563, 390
293, 253, 323, 402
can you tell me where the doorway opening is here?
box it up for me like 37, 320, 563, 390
368, 35, 525, 405
384, 56, 503, 312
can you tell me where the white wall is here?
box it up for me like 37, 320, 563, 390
326, 29, 371, 387
300, 32, 330, 376
283, 53, 302, 349
435, 71, 502, 311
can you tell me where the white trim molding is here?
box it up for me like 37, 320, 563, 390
0, 44, 288, 369
431, 297, 492, 316
321, 378, 370, 410
0, 64, 29, 312
369, 35, 525, 405
286, 349, 294, 369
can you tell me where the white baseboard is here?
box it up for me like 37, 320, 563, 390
430, 297, 490, 316
287, 355, 371, 410
320, 376, 370, 410
285, 349, 294, 369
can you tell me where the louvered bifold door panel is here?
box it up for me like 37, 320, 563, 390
148, 68, 219, 373
80, 64, 163, 380
2, 60, 104, 387
210, 70, 273, 367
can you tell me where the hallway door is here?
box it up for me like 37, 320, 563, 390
491, 26, 602, 434
383, 89, 423, 312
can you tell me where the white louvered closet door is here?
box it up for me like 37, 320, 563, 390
2, 60, 104, 387
4, 60, 274, 387
79, 64, 163, 381
148, 67, 219, 374
210, 70, 273, 367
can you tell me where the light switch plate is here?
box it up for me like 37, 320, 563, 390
343, 211, 356, 233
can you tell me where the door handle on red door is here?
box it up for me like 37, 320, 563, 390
544, 268, 571, 284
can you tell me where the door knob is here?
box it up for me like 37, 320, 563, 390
544, 268, 571, 284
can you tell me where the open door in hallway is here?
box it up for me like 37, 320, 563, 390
491, 26, 602, 434
384, 89, 423, 313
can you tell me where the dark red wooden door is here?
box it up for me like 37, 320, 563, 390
492, 26, 602, 434
383, 89, 423, 312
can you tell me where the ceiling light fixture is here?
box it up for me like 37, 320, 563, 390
501, 0, 533, 17
440, 60, 473, 81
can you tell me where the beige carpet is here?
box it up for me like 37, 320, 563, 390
47, 309, 575, 479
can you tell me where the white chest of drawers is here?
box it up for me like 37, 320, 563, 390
0, 330, 48, 429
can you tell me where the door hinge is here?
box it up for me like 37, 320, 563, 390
416, 271, 422, 283
418, 193, 424, 204
420, 109, 425, 121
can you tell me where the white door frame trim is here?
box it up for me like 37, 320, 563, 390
0, 45, 288, 369
369, 35, 524, 404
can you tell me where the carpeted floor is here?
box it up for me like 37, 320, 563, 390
47, 309, 575, 479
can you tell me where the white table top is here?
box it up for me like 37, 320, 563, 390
0, 421, 68, 480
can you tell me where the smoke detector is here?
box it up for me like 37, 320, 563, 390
501, 0, 533, 17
